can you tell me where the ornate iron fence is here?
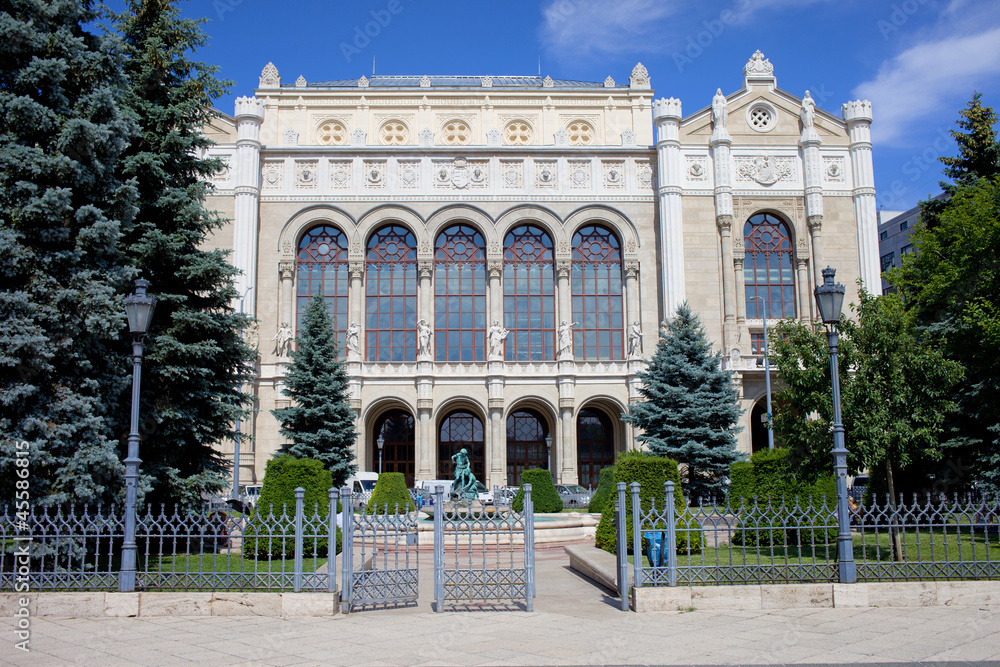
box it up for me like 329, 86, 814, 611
615, 481, 1000, 608
1, 488, 339, 593
433, 484, 535, 611
340, 492, 420, 613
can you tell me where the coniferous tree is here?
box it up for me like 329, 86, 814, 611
0, 0, 138, 504
272, 295, 357, 486
623, 303, 742, 497
112, 0, 256, 505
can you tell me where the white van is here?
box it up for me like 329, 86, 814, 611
347, 472, 379, 508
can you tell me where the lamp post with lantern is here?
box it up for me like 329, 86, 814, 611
119, 279, 157, 593
813, 266, 856, 583
377, 432, 385, 474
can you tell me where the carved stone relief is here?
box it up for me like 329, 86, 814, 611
211, 156, 231, 184
734, 156, 795, 185
329, 160, 352, 189
262, 161, 284, 189
501, 160, 523, 189
432, 158, 487, 189
398, 160, 420, 189
294, 161, 318, 189
602, 161, 625, 189
636, 160, 654, 189
535, 161, 557, 189
568, 160, 590, 189
621, 129, 636, 147
363, 161, 386, 189
686, 156, 708, 182
822, 157, 846, 183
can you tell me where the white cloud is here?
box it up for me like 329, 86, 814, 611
539, 0, 683, 58
854, 26, 1000, 146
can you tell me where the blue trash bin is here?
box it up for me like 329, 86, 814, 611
643, 530, 665, 567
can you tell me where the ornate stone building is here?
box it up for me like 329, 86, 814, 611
202, 52, 878, 488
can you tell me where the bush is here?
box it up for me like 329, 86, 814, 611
366, 472, 416, 514
728, 461, 754, 505
243, 456, 340, 559
512, 468, 563, 513
588, 466, 616, 513
594, 451, 701, 555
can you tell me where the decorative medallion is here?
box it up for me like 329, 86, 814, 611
569, 160, 590, 189
501, 160, 523, 189
317, 120, 347, 146
211, 156, 231, 184
636, 160, 654, 189
686, 156, 708, 182
262, 161, 283, 189
535, 161, 557, 189
734, 155, 795, 185
399, 160, 420, 189
823, 157, 846, 183
295, 161, 318, 189
283, 129, 299, 146
363, 161, 386, 188
330, 160, 351, 189
602, 161, 625, 189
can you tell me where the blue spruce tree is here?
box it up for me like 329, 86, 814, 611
272, 295, 358, 486
623, 302, 743, 498
0, 0, 138, 504
112, 0, 256, 506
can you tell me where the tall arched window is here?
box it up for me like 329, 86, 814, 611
572, 225, 624, 360
504, 224, 555, 361
372, 409, 416, 487
297, 225, 349, 351
506, 409, 549, 485
435, 224, 486, 362
577, 408, 615, 488
744, 213, 796, 354
366, 225, 417, 361
439, 410, 485, 483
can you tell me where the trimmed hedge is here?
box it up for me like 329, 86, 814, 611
512, 468, 563, 513
366, 472, 416, 514
595, 451, 701, 555
728, 461, 754, 504
587, 466, 616, 513
243, 456, 340, 559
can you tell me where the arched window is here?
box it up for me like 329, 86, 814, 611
435, 224, 486, 361
506, 409, 549, 486
366, 225, 417, 361
439, 411, 485, 483
744, 213, 796, 354
750, 400, 769, 454
373, 409, 416, 487
571, 225, 624, 360
504, 224, 555, 361
297, 225, 349, 351
577, 408, 615, 488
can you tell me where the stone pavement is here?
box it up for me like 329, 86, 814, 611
4, 543, 1000, 666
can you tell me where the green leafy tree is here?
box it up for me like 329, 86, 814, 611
623, 302, 742, 497
771, 291, 962, 496
0, 0, 138, 505
272, 295, 357, 486
919, 93, 999, 230
890, 177, 1000, 493
111, 0, 256, 505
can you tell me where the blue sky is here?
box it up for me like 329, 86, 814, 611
152, 0, 999, 213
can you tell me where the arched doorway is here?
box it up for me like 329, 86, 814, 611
750, 400, 768, 454
372, 409, 416, 486
506, 409, 550, 486
438, 410, 485, 483
577, 408, 615, 488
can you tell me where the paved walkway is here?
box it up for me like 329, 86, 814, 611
5, 544, 1000, 666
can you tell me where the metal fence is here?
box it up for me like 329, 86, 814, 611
615, 481, 1000, 604
433, 484, 535, 611
1, 488, 339, 593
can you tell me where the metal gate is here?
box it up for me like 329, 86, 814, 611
340, 490, 420, 612
432, 484, 535, 611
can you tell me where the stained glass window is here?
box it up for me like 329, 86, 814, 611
503, 225, 555, 361
744, 213, 796, 319
297, 225, 349, 352
366, 225, 417, 361
434, 224, 486, 362
571, 225, 624, 360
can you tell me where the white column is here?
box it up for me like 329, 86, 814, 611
278, 261, 294, 331
232, 96, 264, 316
555, 259, 572, 357
417, 260, 433, 360
800, 104, 826, 288
652, 98, 685, 319
843, 100, 879, 292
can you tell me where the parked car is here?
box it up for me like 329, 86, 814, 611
849, 474, 869, 503
347, 472, 379, 508
555, 484, 592, 509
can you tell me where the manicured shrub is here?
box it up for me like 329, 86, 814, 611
243, 456, 340, 558
366, 472, 416, 514
728, 461, 754, 505
512, 468, 563, 513
594, 451, 701, 555
588, 466, 616, 513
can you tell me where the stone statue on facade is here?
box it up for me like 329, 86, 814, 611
417, 319, 433, 356
346, 321, 360, 357
627, 321, 643, 357
558, 321, 578, 357
712, 88, 727, 129
487, 320, 509, 358
273, 322, 293, 357
800, 90, 816, 130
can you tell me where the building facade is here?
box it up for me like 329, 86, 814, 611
202, 52, 879, 488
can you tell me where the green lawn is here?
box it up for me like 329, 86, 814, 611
145, 552, 329, 574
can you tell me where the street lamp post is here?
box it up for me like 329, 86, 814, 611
231, 286, 253, 504
813, 266, 856, 583
119, 279, 156, 593
748, 293, 775, 450
377, 432, 385, 474
545, 434, 553, 473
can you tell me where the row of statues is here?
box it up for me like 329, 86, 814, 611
272, 319, 645, 358
712, 87, 816, 133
